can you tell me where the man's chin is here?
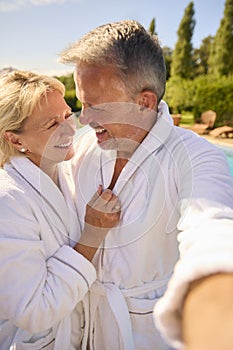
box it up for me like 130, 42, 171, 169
96, 139, 117, 150
97, 140, 138, 156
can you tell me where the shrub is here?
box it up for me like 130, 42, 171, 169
193, 76, 233, 126
165, 76, 233, 126
164, 77, 197, 113
64, 89, 79, 112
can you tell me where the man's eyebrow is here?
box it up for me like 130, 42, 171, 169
84, 102, 106, 111
89, 105, 103, 111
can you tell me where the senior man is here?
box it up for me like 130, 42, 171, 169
60, 20, 233, 350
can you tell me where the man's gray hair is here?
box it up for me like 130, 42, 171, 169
60, 20, 166, 102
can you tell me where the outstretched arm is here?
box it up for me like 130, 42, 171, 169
182, 273, 233, 350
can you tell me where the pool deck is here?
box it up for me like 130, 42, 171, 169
201, 135, 233, 149
179, 124, 233, 149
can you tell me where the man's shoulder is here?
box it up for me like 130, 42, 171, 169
169, 126, 217, 153
167, 126, 228, 171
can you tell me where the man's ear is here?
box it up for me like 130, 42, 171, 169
4, 131, 25, 152
136, 90, 157, 110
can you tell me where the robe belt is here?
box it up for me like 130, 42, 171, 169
82, 278, 169, 350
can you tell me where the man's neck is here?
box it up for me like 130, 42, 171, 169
108, 157, 128, 190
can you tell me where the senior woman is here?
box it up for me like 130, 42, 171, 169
0, 70, 120, 349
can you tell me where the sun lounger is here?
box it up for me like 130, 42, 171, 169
209, 126, 233, 138
188, 110, 216, 135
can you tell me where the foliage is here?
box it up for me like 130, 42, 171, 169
164, 76, 197, 113
162, 46, 173, 80
148, 18, 157, 35
165, 75, 233, 127
193, 76, 233, 126
193, 36, 213, 76
56, 74, 75, 90
170, 2, 195, 79
64, 89, 78, 111
76, 99, 82, 110
56, 74, 82, 112
208, 0, 233, 76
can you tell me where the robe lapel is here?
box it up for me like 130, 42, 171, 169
58, 162, 82, 244
114, 101, 174, 196
9, 157, 71, 238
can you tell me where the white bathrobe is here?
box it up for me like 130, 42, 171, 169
0, 156, 96, 350
70, 101, 233, 350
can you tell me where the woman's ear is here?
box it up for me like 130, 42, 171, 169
136, 90, 157, 110
4, 131, 25, 152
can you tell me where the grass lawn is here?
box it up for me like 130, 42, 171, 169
180, 112, 194, 126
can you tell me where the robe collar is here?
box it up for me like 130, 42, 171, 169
99, 100, 174, 194
5, 157, 72, 233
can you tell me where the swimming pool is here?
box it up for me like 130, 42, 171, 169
218, 145, 233, 176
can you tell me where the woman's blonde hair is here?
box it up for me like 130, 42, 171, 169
0, 70, 65, 166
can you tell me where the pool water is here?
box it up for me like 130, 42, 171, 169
218, 146, 233, 177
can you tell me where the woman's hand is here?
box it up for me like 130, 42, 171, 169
74, 186, 121, 261
85, 185, 121, 229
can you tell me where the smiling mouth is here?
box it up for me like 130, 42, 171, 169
54, 141, 73, 149
95, 127, 107, 134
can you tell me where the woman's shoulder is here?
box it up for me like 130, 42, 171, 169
0, 165, 25, 198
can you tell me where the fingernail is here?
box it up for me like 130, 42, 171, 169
97, 184, 103, 195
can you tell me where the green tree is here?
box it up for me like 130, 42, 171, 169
56, 74, 82, 112
56, 74, 75, 90
148, 18, 157, 35
162, 46, 173, 80
170, 2, 195, 79
208, 0, 233, 76
193, 36, 213, 76
165, 76, 197, 113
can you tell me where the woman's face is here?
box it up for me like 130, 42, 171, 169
16, 89, 76, 167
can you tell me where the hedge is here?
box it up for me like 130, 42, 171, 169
165, 76, 233, 127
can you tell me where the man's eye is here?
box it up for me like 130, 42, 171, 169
48, 122, 57, 129
65, 113, 73, 119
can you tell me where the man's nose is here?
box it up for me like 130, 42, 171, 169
79, 108, 92, 125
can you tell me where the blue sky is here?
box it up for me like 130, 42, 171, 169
0, 0, 226, 76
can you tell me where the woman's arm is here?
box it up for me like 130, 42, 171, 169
0, 188, 97, 333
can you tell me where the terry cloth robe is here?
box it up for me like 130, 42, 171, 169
70, 100, 233, 350
0, 156, 96, 350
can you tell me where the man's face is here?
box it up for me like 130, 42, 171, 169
74, 65, 155, 153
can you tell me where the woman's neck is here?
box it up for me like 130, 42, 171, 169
40, 161, 59, 186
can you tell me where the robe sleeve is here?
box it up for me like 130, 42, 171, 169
0, 185, 96, 333
154, 133, 233, 349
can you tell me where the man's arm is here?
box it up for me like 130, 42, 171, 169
182, 273, 233, 350
153, 134, 233, 349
